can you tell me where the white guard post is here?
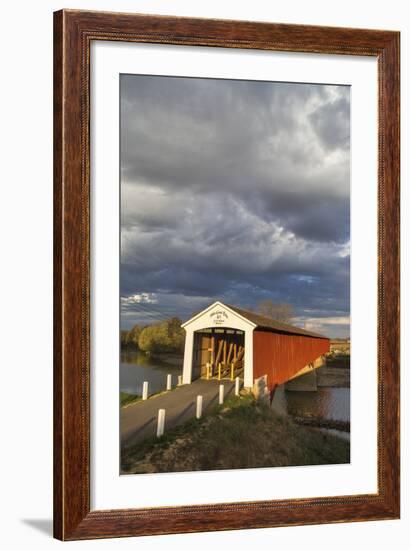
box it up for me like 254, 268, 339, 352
181, 301, 255, 389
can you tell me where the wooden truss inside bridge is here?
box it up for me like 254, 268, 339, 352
192, 328, 245, 381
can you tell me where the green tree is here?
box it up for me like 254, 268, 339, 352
138, 317, 185, 354
138, 323, 169, 353
120, 330, 130, 348
166, 317, 185, 353
127, 324, 142, 348
120, 324, 143, 350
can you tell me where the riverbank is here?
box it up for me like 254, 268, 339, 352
326, 354, 350, 369
120, 392, 141, 407
121, 383, 186, 409
316, 366, 350, 388
293, 416, 350, 432
121, 393, 350, 474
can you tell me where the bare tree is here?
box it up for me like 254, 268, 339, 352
257, 299, 294, 324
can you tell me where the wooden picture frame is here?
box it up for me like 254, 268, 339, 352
54, 9, 400, 540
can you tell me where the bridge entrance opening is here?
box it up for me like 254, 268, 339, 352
191, 328, 245, 381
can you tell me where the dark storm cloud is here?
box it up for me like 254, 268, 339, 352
309, 94, 350, 151
120, 75, 350, 337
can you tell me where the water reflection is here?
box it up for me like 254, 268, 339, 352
272, 384, 350, 441
120, 351, 183, 396
272, 385, 350, 422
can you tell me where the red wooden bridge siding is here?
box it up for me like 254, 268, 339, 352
253, 331, 330, 389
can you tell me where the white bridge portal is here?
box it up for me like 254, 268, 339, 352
181, 302, 256, 388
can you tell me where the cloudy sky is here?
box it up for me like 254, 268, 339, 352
120, 74, 350, 338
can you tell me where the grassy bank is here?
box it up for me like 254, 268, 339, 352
121, 384, 185, 408
120, 392, 141, 408
121, 394, 350, 474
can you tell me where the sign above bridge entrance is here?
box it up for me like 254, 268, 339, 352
209, 309, 229, 326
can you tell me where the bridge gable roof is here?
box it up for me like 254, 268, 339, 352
183, 302, 328, 339
181, 301, 256, 331
227, 305, 328, 339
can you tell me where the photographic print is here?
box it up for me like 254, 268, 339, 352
119, 74, 351, 475
54, 12, 400, 538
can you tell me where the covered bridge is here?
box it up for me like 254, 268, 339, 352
181, 301, 330, 391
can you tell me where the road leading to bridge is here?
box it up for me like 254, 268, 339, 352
121, 379, 236, 448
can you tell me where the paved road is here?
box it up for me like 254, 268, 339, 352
121, 379, 236, 447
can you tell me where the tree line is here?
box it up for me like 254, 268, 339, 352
121, 317, 185, 355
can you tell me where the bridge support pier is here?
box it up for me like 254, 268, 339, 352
285, 369, 318, 392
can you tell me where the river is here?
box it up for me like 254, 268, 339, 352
120, 350, 183, 396
271, 384, 350, 441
